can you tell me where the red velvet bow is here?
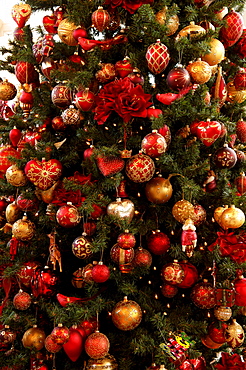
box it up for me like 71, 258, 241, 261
208, 231, 246, 264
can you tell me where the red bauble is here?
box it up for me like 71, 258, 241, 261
41, 57, 57, 80
13, 290, 32, 310
158, 125, 171, 147
92, 262, 110, 283
214, 144, 237, 169
235, 172, 246, 195
43, 14, 57, 34
31, 266, 59, 298
166, 65, 191, 91
147, 230, 170, 255
45, 334, 62, 353
72, 235, 93, 259
234, 275, 246, 306
97, 155, 125, 177
234, 70, 246, 90
83, 221, 97, 236
74, 89, 95, 112
115, 59, 134, 78
110, 244, 135, 264
219, 9, 244, 48
92, 7, 110, 32
0, 146, 20, 174
208, 322, 227, 344
128, 69, 144, 85
179, 357, 206, 370
23, 130, 41, 146
17, 261, 39, 288
52, 116, 66, 131
15, 61, 39, 85
51, 324, 70, 344
176, 261, 199, 289
161, 283, 178, 298
141, 130, 167, 158
24, 158, 62, 190
117, 230, 136, 249
79, 317, 97, 336
85, 331, 110, 359
190, 281, 216, 309
51, 83, 73, 109
236, 119, 246, 143
63, 328, 84, 362
16, 194, 39, 211
0, 198, 8, 211
56, 203, 80, 228
13, 27, 25, 41
83, 146, 95, 161
133, 247, 152, 268
146, 40, 170, 74
125, 153, 155, 183
72, 27, 88, 40
161, 261, 185, 285
9, 127, 22, 148
195, 119, 222, 147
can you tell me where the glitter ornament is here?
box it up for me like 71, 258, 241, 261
117, 230, 136, 249
186, 59, 212, 84
133, 247, 152, 268
24, 158, 62, 190
91, 262, 110, 283
45, 334, 62, 353
190, 280, 216, 309
0, 146, 20, 174
147, 230, 170, 255
161, 283, 178, 298
161, 260, 185, 285
85, 331, 110, 359
0, 79, 17, 101
51, 324, 70, 345
172, 199, 195, 224
112, 296, 142, 331
236, 119, 246, 143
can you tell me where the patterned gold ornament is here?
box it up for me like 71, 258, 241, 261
186, 59, 212, 84
201, 38, 225, 66
22, 325, 46, 350
176, 21, 206, 39
6, 201, 21, 224
225, 319, 244, 348
86, 354, 118, 370
155, 7, 179, 36
61, 106, 81, 126
112, 296, 142, 331
0, 79, 17, 101
12, 215, 35, 241
72, 234, 93, 259
220, 205, 245, 230
214, 306, 232, 321
227, 81, 246, 104
58, 18, 78, 46
6, 165, 28, 187
172, 199, 195, 224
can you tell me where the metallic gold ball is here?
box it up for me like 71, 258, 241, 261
86, 354, 118, 370
112, 296, 142, 331
220, 205, 245, 230
201, 38, 225, 66
22, 325, 46, 350
6, 165, 28, 187
186, 59, 212, 84
227, 81, 246, 104
172, 199, 195, 224
214, 306, 232, 321
0, 80, 17, 101
58, 18, 78, 46
176, 21, 205, 39
6, 202, 21, 224
12, 216, 35, 241
145, 176, 173, 204
155, 7, 179, 36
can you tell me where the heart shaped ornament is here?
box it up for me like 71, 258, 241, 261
107, 198, 135, 223
43, 15, 58, 34
97, 155, 125, 177
196, 119, 222, 147
11, 3, 32, 28
24, 158, 62, 190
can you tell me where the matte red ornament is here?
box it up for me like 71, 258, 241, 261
13, 290, 32, 310
92, 262, 110, 283
24, 158, 62, 190
92, 7, 110, 32
166, 65, 191, 91
96, 155, 125, 177
85, 331, 110, 359
195, 119, 222, 147
147, 230, 170, 255
83, 145, 95, 161
161, 283, 178, 298
51, 324, 70, 344
56, 203, 80, 228
236, 119, 246, 143
0, 146, 20, 174
234, 275, 246, 306
219, 10, 244, 48
161, 261, 185, 285
146, 40, 170, 74
51, 83, 73, 109
235, 172, 246, 195
15, 61, 39, 85
13, 27, 25, 41
52, 116, 66, 131
45, 334, 62, 353
74, 89, 95, 112
177, 261, 199, 289
190, 280, 216, 309
9, 127, 22, 148
115, 59, 134, 78
63, 328, 84, 362
214, 144, 237, 169
141, 130, 167, 158
117, 231, 136, 249
133, 247, 152, 268
43, 14, 57, 34
125, 153, 155, 183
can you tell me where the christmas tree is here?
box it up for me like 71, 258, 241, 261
1, 0, 246, 369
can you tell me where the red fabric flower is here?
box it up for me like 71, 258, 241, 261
104, 0, 154, 14
208, 231, 246, 264
215, 352, 246, 370
94, 77, 152, 124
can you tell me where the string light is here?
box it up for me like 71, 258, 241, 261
154, 294, 159, 299
153, 266, 157, 270
148, 280, 152, 284
105, 126, 109, 130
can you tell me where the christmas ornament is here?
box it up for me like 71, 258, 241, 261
145, 40, 170, 74
117, 230, 136, 249
92, 262, 110, 283
234, 69, 246, 90
0, 80, 17, 101
115, 58, 133, 78
219, 9, 244, 48
195, 119, 222, 147
92, 7, 110, 32
211, 66, 227, 108
5, 165, 27, 187
192, 204, 206, 226
12, 215, 35, 241
31, 266, 58, 298
172, 199, 195, 224
86, 354, 118, 370
236, 119, 246, 143
177, 260, 198, 288
41, 57, 56, 80
166, 65, 191, 91
190, 280, 216, 309
96, 155, 125, 177
0, 146, 20, 174
176, 21, 206, 39
13, 289, 32, 310
225, 319, 244, 348
219, 205, 245, 230
161, 260, 185, 285
186, 59, 212, 84
84, 221, 97, 236
107, 198, 135, 223
95, 63, 116, 83
16, 193, 38, 211
201, 38, 225, 66
84, 145, 95, 161
57, 18, 78, 46
6, 201, 21, 224
74, 89, 95, 112
17, 261, 39, 288
133, 247, 152, 268
236, 29, 246, 59
72, 267, 86, 288
51, 324, 70, 345
24, 158, 63, 190
161, 283, 178, 298
22, 325, 46, 351
15, 61, 39, 85
0, 197, 8, 212
234, 274, 246, 307
125, 153, 155, 183
51, 116, 66, 131
11, 3, 31, 28
72, 234, 93, 259
61, 106, 81, 127
207, 322, 227, 344
145, 174, 177, 204
72, 27, 88, 40
0, 325, 16, 351
110, 244, 135, 266
214, 144, 237, 169
85, 331, 110, 359
79, 317, 97, 336
63, 327, 84, 362
214, 306, 232, 321
112, 296, 142, 331
43, 13, 57, 34
141, 130, 167, 158
9, 127, 22, 148
147, 230, 170, 255
128, 68, 144, 85
51, 83, 73, 109
44, 334, 62, 353
19, 90, 34, 118
201, 335, 223, 349
235, 172, 246, 195
155, 6, 179, 36
227, 81, 246, 103
158, 125, 171, 147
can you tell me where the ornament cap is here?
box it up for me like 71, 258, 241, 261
123, 296, 128, 302
58, 323, 63, 327
98, 261, 104, 265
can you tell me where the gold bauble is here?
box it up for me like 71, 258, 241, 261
227, 81, 246, 104
155, 7, 179, 36
112, 296, 142, 331
213, 205, 228, 227
22, 325, 46, 350
12, 215, 35, 241
145, 175, 173, 204
225, 319, 244, 348
58, 18, 78, 46
214, 306, 232, 321
107, 198, 135, 223
172, 199, 195, 224
6, 201, 21, 224
176, 21, 206, 39
86, 354, 118, 370
220, 205, 245, 230
201, 38, 225, 66
186, 59, 212, 84
0, 79, 17, 101
5, 165, 28, 187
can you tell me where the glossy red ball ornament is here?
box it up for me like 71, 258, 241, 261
158, 125, 171, 147
45, 334, 62, 353
79, 317, 97, 336
161, 261, 185, 285
234, 275, 246, 306
13, 289, 32, 310
85, 331, 110, 359
0, 146, 20, 174
15, 61, 39, 85
74, 89, 95, 111
125, 153, 155, 183
117, 230, 136, 249
51, 324, 70, 344
72, 27, 88, 41
56, 203, 80, 228
17, 261, 39, 288
110, 244, 135, 264
236, 119, 246, 143
161, 283, 178, 298
235, 172, 246, 195
190, 280, 216, 309
92, 262, 110, 283
166, 65, 191, 91
214, 144, 237, 169
176, 261, 199, 289
234, 70, 246, 90
83, 145, 95, 161
92, 7, 110, 32
115, 59, 134, 78
219, 9, 244, 48
141, 130, 167, 158
72, 234, 93, 259
208, 322, 227, 344
9, 127, 22, 148
147, 230, 170, 255
146, 40, 170, 74
128, 69, 144, 85
133, 247, 152, 268
52, 116, 66, 131
51, 83, 73, 109
63, 328, 85, 362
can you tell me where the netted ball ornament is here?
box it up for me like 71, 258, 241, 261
125, 153, 155, 183
111, 296, 142, 331
61, 105, 81, 127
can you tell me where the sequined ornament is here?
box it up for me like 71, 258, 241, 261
85, 331, 110, 359
146, 40, 170, 74
72, 234, 93, 259
112, 296, 142, 331
96, 155, 125, 177
125, 153, 155, 183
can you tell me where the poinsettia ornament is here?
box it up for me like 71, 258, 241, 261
195, 119, 222, 147
24, 158, 62, 190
